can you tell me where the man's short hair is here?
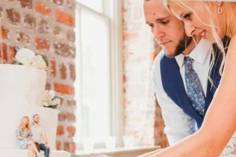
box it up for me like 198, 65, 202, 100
33, 113, 39, 118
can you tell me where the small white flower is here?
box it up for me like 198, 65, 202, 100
31, 55, 48, 70
51, 97, 61, 106
48, 90, 56, 98
15, 48, 35, 65
15, 47, 48, 71
42, 90, 60, 109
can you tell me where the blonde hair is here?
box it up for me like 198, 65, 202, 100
164, 0, 227, 85
19, 116, 31, 132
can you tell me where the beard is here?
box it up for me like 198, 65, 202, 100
166, 35, 193, 58
33, 120, 39, 124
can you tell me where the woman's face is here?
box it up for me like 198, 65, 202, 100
168, 1, 221, 42
22, 117, 29, 126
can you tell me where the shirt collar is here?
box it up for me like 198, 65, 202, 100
175, 39, 212, 68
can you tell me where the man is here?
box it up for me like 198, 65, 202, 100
31, 114, 50, 157
144, 0, 226, 145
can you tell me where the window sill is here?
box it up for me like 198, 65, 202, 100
74, 146, 160, 157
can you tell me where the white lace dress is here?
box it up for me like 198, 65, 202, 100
220, 133, 236, 157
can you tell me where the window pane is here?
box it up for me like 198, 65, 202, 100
77, 0, 103, 13
77, 8, 111, 142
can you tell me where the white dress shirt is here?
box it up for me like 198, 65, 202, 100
152, 39, 213, 145
32, 124, 46, 144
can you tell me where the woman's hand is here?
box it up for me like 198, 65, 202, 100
27, 137, 34, 142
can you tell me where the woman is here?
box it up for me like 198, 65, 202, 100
141, 1, 236, 157
16, 116, 39, 157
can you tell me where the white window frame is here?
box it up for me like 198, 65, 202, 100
75, 0, 123, 149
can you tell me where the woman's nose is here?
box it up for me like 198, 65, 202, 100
184, 22, 196, 37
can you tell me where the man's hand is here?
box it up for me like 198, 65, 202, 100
44, 142, 50, 148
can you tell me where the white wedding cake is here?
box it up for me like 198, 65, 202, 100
0, 64, 70, 157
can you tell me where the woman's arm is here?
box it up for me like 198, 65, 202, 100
16, 130, 26, 140
16, 136, 25, 140
146, 36, 236, 157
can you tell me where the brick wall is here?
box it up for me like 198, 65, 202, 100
0, 0, 76, 153
122, 0, 168, 147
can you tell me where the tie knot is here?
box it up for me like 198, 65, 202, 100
184, 56, 194, 66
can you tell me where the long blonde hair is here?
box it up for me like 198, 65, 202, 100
19, 116, 31, 132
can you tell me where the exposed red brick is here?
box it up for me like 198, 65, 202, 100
154, 101, 169, 147
69, 142, 76, 153
53, 0, 64, 5
50, 59, 57, 77
65, 112, 76, 122
0, 26, 9, 39
66, 125, 76, 137
53, 41, 74, 57
24, 14, 36, 29
35, 2, 51, 16
63, 142, 75, 153
57, 125, 64, 136
0, 43, 8, 64
63, 142, 70, 152
60, 97, 65, 108
59, 63, 67, 80
35, 37, 50, 50
38, 19, 50, 34
6, 9, 21, 25
66, 30, 75, 42
58, 112, 76, 122
16, 32, 30, 45
56, 140, 62, 150
66, 99, 76, 107
46, 82, 51, 90
55, 10, 75, 26
69, 63, 76, 81
0, 7, 3, 18
58, 112, 66, 121
54, 83, 74, 95
64, 100, 76, 111
53, 26, 62, 36
19, 0, 33, 9
9, 46, 16, 64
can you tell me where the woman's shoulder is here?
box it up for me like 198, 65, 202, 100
16, 129, 22, 136
17, 128, 31, 135
226, 35, 236, 56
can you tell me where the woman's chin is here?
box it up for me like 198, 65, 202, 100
201, 33, 215, 43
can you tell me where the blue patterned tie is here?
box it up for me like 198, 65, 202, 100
184, 56, 205, 116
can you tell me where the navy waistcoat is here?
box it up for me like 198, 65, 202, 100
160, 46, 224, 128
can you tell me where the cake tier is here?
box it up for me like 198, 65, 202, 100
0, 64, 55, 149
1, 106, 58, 149
0, 64, 46, 108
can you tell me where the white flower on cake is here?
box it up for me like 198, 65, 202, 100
42, 90, 61, 109
31, 55, 48, 70
15, 47, 48, 70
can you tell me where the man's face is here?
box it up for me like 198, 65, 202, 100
144, 0, 191, 57
33, 114, 40, 123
